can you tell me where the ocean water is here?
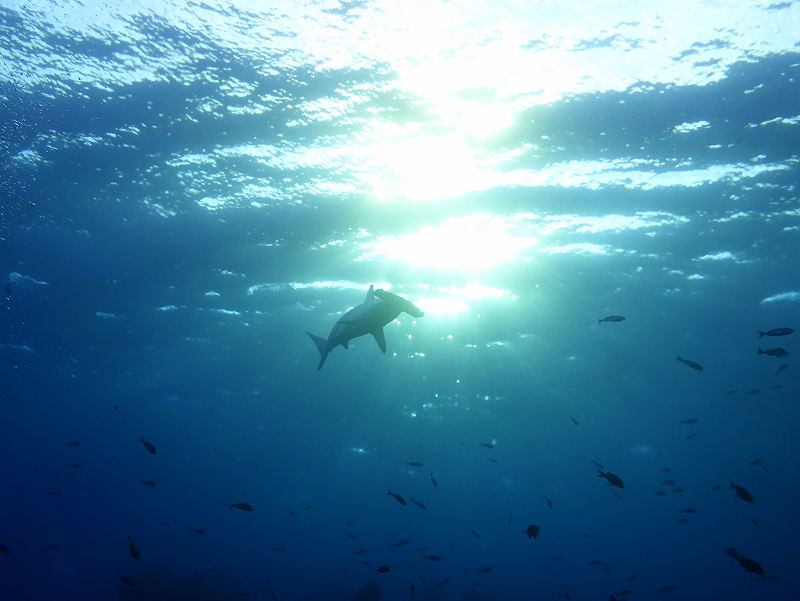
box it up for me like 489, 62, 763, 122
1, 1, 799, 600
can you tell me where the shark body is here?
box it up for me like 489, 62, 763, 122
307, 285, 423, 370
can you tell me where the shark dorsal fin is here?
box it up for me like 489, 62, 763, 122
365, 284, 375, 303
371, 328, 387, 353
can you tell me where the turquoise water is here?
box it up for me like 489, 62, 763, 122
1, 2, 799, 600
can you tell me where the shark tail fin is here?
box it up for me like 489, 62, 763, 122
306, 332, 329, 370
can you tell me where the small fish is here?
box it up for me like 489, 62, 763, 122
353, 548, 367, 555
391, 539, 411, 548
67, 463, 81, 468
140, 480, 156, 487
745, 388, 760, 395
410, 584, 416, 599
66, 441, 81, 447
422, 554, 443, 562
758, 327, 794, 338
542, 495, 553, 509
469, 529, 481, 539
376, 565, 391, 573
775, 363, 789, 376
286, 509, 295, 517
726, 547, 764, 575
476, 566, 492, 574
659, 466, 672, 473
758, 346, 789, 357
749, 458, 763, 466
430, 473, 438, 488
524, 524, 540, 540
724, 389, 737, 396
730, 481, 754, 503
437, 578, 450, 587
654, 490, 667, 496
660, 585, 676, 592
486, 458, 499, 464
406, 461, 423, 467
138, 436, 156, 455
117, 572, 136, 588
480, 441, 495, 449
127, 535, 140, 560
230, 502, 254, 511
712, 484, 722, 491
752, 518, 760, 527
274, 547, 287, 553
189, 528, 206, 535
676, 356, 703, 371
598, 470, 624, 489
679, 507, 696, 514
672, 487, 685, 493
0, 543, 8, 554
598, 315, 625, 324
47, 491, 63, 496
387, 490, 407, 505
685, 433, 697, 440
662, 479, 676, 486
571, 416, 580, 426
345, 532, 357, 541
679, 418, 698, 425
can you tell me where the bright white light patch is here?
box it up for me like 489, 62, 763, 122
761, 291, 800, 304
359, 214, 537, 271
697, 251, 736, 261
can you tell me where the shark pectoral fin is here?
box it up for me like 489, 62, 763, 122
371, 328, 387, 353
365, 284, 375, 303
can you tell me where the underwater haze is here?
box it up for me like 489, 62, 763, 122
2, 1, 800, 600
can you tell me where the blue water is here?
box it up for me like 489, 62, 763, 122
2, 2, 799, 600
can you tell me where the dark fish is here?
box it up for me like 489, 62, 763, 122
391, 539, 411, 548
679, 418, 698, 425
672, 487, 685, 493
660, 585, 676, 592
759, 327, 794, 337
758, 346, 789, 357
140, 480, 156, 487
117, 573, 136, 588
406, 461, 423, 467
598, 470, 624, 488
469, 529, 481, 538
592, 460, 606, 470
486, 458, 499, 464
659, 466, 672, 472
0, 543, 8, 554
189, 528, 206, 535
353, 548, 367, 555
66, 441, 81, 447
775, 363, 788, 376
430, 473, 438, 488
476, 566, 492, 574
543, 495, 553, 509
437, 578, 450, 586
67, 463, 81, 468
4, 283, 11, 295
230, 502, 254, 511
138, 436, 156, 455
401, 525, 412, 531
127, 535, 140, 560
752, 518, 760, 527
376, 565, 391, 573
749, 458, 763, 466
524, 524, 540, 539
422, 554, 443, 561
47, 491, 63, 496
599, 315, 625, 323
726, 547, 764, 575
712, 484, 722, 491
274, 547, 287, 553
410, 584, 416, 599
662, 479, 676, 486
387, 490, 407, 505
480, 441, 495, 449
345, 532, 357, 541
654, 490, 667, 496
676, 356, 703, 371
745, 388, 760, 395
679, 507, 696, 514
685, 433, 697, 440
286, 509, 295, 517
730, 481, 754, 503
507, 516, 512, 525
571, 416, 580, 425
360, 560, 370, 566
725, 389, 737, 396
303, 505, 312, 510
409, 497, 427, 510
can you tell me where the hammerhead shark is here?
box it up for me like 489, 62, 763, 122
307, 285, 424, 370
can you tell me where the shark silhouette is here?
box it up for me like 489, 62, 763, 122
307, 285, 423, 370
